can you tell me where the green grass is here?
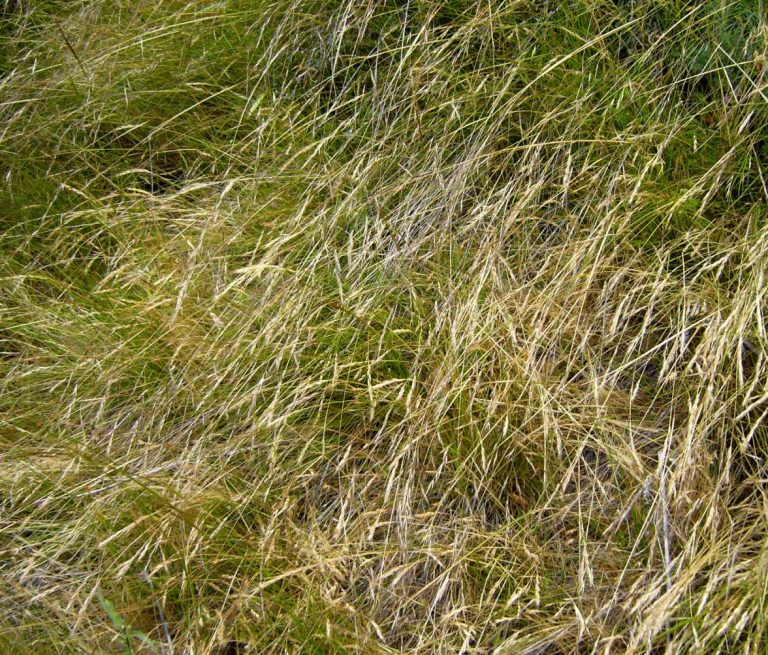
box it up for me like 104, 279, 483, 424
1, 0, 767, 653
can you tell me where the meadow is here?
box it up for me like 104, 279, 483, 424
1, 1, 767, 653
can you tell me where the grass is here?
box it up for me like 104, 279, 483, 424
0, 0, 767, 652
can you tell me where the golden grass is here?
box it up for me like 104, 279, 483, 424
1, 0, 767, 653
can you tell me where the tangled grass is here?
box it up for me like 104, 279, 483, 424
1, 0, 767, 653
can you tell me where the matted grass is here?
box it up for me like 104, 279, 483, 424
1, 1, 767, 653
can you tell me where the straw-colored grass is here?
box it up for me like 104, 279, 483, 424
1, 1, 767, 653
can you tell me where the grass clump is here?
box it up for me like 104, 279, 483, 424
1, 0, 767, 653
